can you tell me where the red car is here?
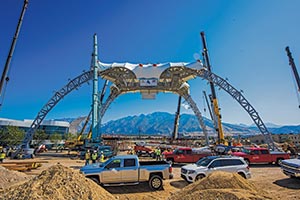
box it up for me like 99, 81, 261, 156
163, 147, 212, 164
232, 147, 290, 165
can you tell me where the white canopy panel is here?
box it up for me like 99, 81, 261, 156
98, 61, 203, 79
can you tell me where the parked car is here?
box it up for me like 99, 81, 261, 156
134, 145, 155, 157
163, 147, 212, 164
280, 156, 300, 178
80, 155, 173, 190
181, 155, 251, 183
232, 147, 290, 165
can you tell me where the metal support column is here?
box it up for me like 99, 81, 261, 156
91, 34, 99, 140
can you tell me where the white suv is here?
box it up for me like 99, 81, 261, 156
181, 156, 251, 183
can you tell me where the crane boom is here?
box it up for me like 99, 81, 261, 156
172, 95, 182, 142
0, 0, 29, 106
200, 31, 224, 144
77, 110, 92, 141
286, 46, 300, 92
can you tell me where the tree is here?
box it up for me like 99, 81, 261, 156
64, 132, 77, 141
0, 126, 25, 146
49, 133, 62, 149
33, 130, 48, 147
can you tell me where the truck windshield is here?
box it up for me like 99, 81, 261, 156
196, 157, 214, 166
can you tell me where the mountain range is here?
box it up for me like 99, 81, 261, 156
58, 112, 300, 136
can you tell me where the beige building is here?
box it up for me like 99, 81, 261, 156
248, 133, 300, 147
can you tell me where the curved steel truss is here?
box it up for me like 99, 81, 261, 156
196, 68, 276, 150
12, 71, 93, 157
18, 64, 276, 158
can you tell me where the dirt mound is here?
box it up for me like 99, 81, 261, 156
1, 164, 115, 200
0, 165, 29, 190
169, 171, 274, 200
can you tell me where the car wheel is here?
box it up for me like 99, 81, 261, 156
195, 174, 205, 181
149, 175, 163, 190
238, 172, 246, 179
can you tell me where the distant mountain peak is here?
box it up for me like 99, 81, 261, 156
57, 112, 299, 135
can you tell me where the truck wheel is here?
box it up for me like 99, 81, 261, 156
195, 174, 205, 181
167, 158, 174, 165
276, 158, 283, 165
88, 176, 100, 185
149, 175, 163, 190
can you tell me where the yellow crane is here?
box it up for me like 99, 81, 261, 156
65, 110, 92, 150
201, 32, 225, 145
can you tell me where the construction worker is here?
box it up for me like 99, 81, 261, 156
156, 148, 161, 161
91, 150, 98, 163
85, 150, 90, 165
0, 151, 5, 163
100, 151, 105, 163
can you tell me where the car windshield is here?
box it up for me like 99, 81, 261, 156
196, 157, 214, 166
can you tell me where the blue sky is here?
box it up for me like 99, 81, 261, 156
0, 0, 299, 126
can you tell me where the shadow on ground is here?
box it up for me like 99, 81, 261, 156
170, 180, 188, 189
273, 178, 300, 189
104, 182, 161, 194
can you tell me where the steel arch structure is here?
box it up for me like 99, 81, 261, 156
16, 64, 276, 158
97, 85, 209, 145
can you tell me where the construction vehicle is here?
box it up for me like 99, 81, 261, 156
285, 46, 300, 108
65, 110, 92, 151
0, 0, 29, 109
200, 31, 225, 145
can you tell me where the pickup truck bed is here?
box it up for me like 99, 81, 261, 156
139, 161, 168, 165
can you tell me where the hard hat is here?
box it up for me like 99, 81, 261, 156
101, 151, 103, 153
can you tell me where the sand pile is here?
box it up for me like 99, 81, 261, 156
0, 165, 29, 190
169, 171, 274, 200
0, 164, 115, 200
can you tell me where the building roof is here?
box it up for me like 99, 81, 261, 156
0, 118, 70, 128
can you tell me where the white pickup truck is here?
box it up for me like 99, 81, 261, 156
80, 155, 173, 190
280, 156, 300, 178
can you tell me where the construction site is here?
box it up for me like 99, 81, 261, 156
1, 1, 300, 200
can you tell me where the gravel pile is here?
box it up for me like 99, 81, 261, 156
169, 171, 274, 200
0, 164, 115, 200
0, 165, 29, 190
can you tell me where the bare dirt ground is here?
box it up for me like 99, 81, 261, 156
3, 151, 300, 200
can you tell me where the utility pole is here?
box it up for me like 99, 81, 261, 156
200, 31, 224, 144
0, 0, 29, 108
